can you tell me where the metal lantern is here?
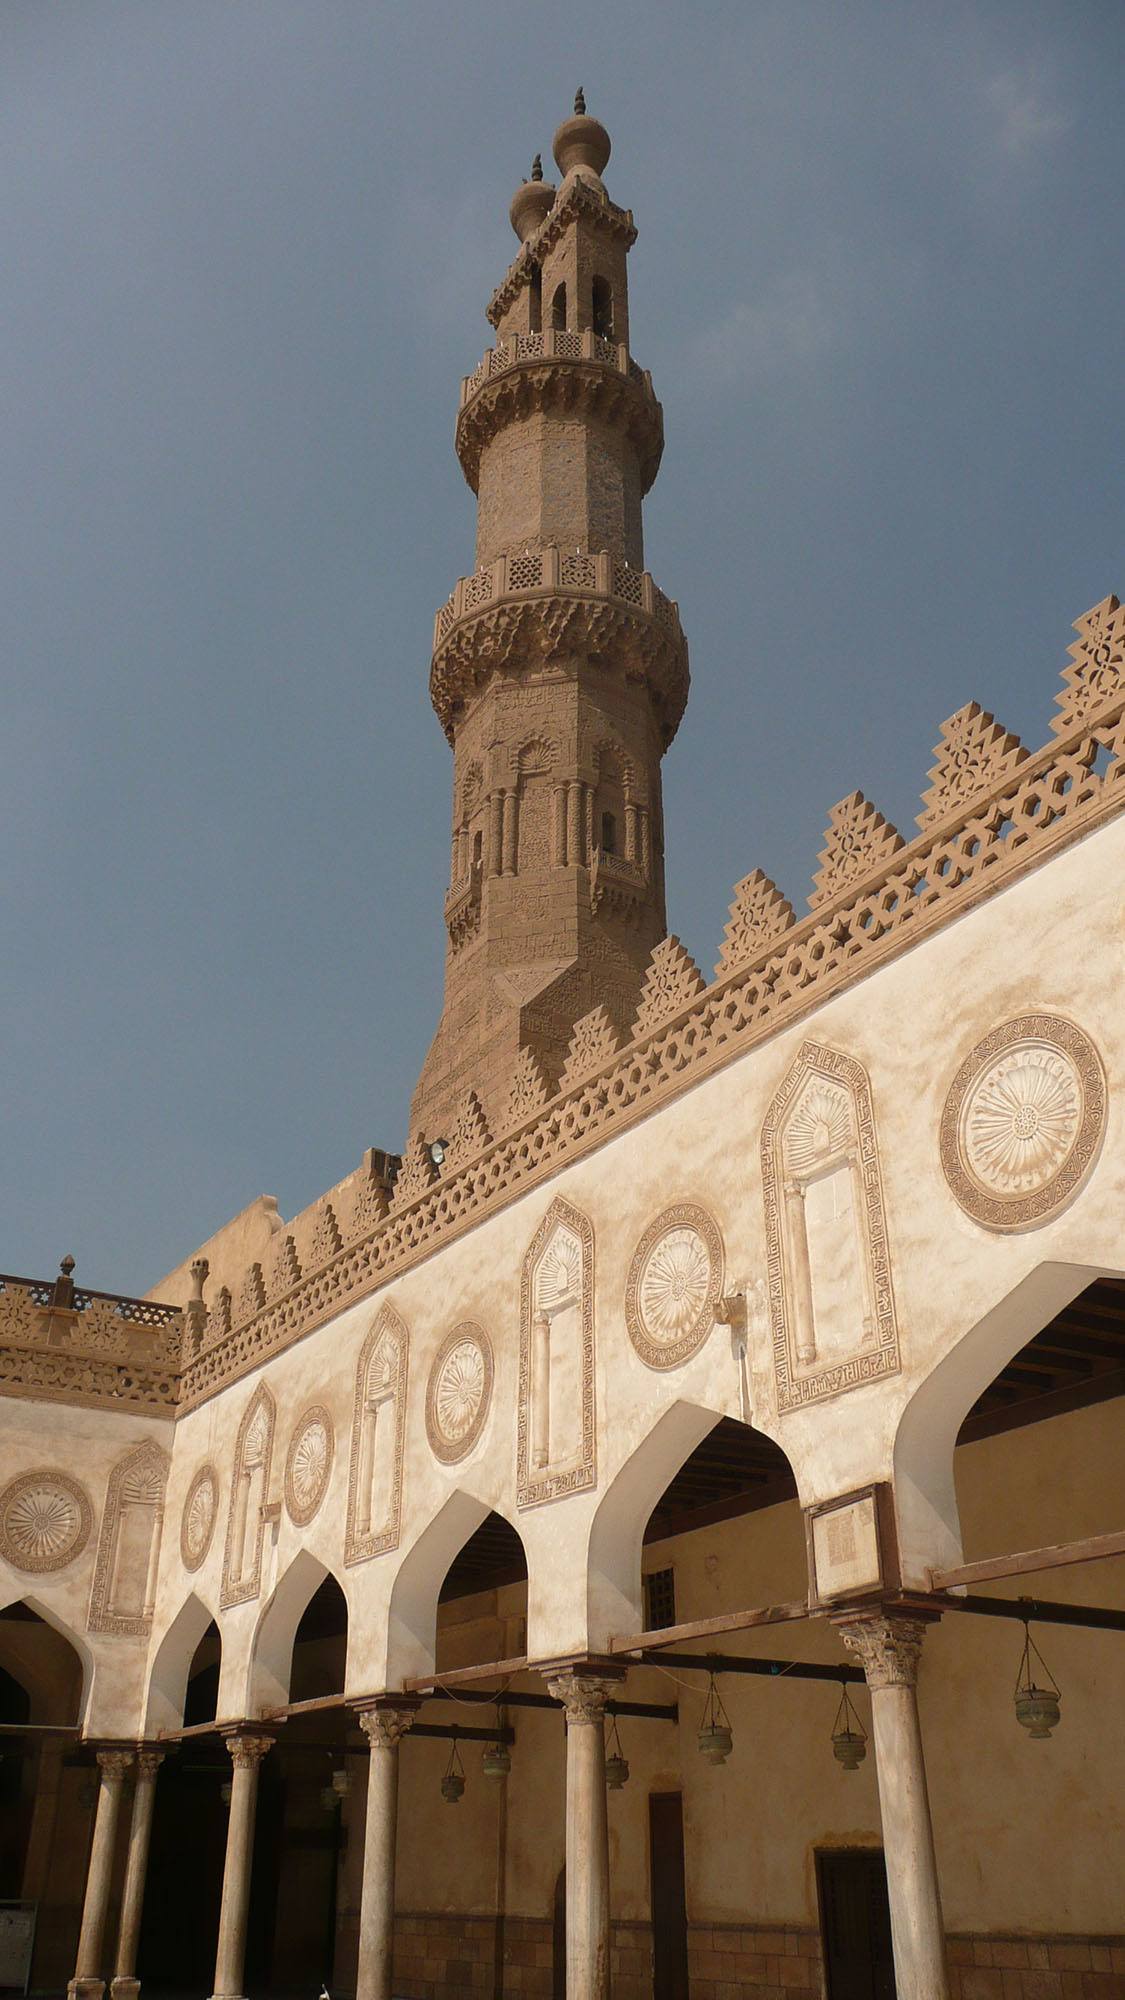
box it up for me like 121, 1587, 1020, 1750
697, 1673, 733, 1765
441, 1734, 466, 1803
331, 1767, 351, 1799
604, 1713, 629, 1790
482, 1742, 511, 1780
831, 1683, 868, 1771
1014, 1619, 1061, 1739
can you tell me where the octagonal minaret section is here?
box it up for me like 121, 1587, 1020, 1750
412, 96, 690, 1146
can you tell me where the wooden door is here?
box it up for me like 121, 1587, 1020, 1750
649, 1791, 689, 2000
816, 1848, 895, 2000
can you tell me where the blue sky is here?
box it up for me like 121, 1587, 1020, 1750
3, 0, 1122, 1292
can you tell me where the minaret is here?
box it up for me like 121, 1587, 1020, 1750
412, 94, 689, 1144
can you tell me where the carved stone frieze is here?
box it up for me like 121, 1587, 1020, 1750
180, 1463, 219, 1572
0, 1469, 93, 1574
345, 1306, 408, 1563
761, 1042, 900, 1410
88, 1439, 168, 1635
940, 1014, 1106, 1231
220, 1383, 276, 1608
425, 1323, 494, 1465
624, 1203, 724, 1370
284, 1405, 334, 1527
518, 1196, 596, 1508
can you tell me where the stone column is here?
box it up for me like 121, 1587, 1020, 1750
837, 1615, 950, 2000
566, 782, 584, 867
110, 1749, 164, 2000
488, 791, 504, 876
501, 787, 519, 874
355, 1704, 417, 2000
69, 1747, 134, 2000
545, 1670, 618, 2000
209, 1733, 274, 2000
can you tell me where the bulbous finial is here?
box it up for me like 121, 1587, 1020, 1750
509, 155, 556, 241
553, 90, 611, 186
531, 154, 543, 181
574, 87, 586, 114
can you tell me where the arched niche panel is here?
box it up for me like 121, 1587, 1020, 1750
518, 1196, 595, 1508
88, 1438, 169, 1636
220, 1382, 276, 1607
345, 1305, 408, 1563
761, 1040, 900, 1410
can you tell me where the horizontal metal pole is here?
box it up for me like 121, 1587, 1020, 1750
410, 1722, 515, 1744
642, 1649, 863, 1686
421, 1686, 677, 1722
935, 1592, 1125, 1633
930, 1528, 1125, 1592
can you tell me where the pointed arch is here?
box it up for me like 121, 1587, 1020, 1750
144, 1588, 218, 1733
345, 1304, 408, 1563
0, 1594, 93, 1723
586, 1402, 726, 1645
248, 1548, 347, 1711
518, 1195, 595, 1507
385, 1489, 527, 1687
220, 1380, 276, 1607
88, 1437, 168, 1636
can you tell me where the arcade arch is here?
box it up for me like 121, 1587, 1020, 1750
248, 1549, 347, 1713
145, 1590, 219, 1734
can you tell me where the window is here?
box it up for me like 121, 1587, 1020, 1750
591, 275, 613, 338
643, 1566, 676, 1631
551, 282, 567, 331
472, 829, 483, 869
529, 265, 542, 333
600, 811, 617, 856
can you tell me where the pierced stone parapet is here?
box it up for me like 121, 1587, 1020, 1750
430, 546, 688, 747
0, 1270, 181, 1416
456, 330, 662, 494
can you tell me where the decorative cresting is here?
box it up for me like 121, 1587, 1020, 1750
0, 1468, 93, 1574
456, 329, 663, 494
940, 1014, 1106, 1231
430, 547, 688, 750
221, 1382, 276, 1608
180, 603, 1125, 1414
518, 1196, 595, 1507
836, 1613, 927, 1689
88, 1439, 168, 1635
284, 1404, 335, 1527
345, 1305, 408, 1563
180, 1462, 219, 1572
811, 791, 903, 906
761, 1042, 900, 1410
918, 702, 1026, 828
425, 1322, 494, 1465
0, 1269, 181, 1415
624, 1203, 724, 1370
1053, 592, 1125, 732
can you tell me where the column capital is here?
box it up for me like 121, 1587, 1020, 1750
222, 1731, 275, 1769
835, 1612, 929, 1689
544, 1666, 623, 1724
355, 1700, 419, 1750
95, 1748, 135, 1781
134, 1748, 165, 1782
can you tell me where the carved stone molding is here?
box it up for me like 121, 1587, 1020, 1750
545, 1670, 617, 1725
761, 1041, 901, 1410
0, 1469, 93, 1574
284, 1405, 334, 1527
223, 1733, 275, 1769
180, 1463, 219, 1573
941, 1014, 1107, 1231
425, 1323, 494, 1465
345, 1305, 408, 1564
356, 1704, 417, 1750
88, 1439, 168, 1636
518, 1196, 596, 1509
220, 1383, 276, 1608
624, 1203, 724, 1371
456, 356, 663, 495
837, 1614, 928, 1689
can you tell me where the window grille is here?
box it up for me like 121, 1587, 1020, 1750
643, 1567, 676, 1631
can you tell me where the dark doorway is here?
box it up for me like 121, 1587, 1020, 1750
551, 1867, 566, 2000
649, 1792, 689, 2000
816, 1848, 895, 2000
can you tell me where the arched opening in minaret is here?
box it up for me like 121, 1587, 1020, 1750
528, 263, 542, 333
550, 281, 567, 332
591, 274, 613, 338
600, 810, 618, 856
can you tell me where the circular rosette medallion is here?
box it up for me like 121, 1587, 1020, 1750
941, 1015, 1107, 1231
0, 1470, 92, 1574
625, 1204, 724, 1370
425, 1323, 494, 1465
180, 1464, 219, 1572
284, 1407, 334, 1527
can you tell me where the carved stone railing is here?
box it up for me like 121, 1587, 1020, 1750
460, 328, 652, 408
181, 666, 1125, 1412
589, 845, 648, 917
0, 1269, 182, 1415
433, 548, 679, 651
454, 329, 663, 494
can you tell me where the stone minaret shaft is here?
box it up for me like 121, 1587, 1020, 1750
412, 97, 689, 1144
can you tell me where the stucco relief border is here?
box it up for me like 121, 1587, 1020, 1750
425, 1322, 494, 1466
181, 1463, 219, 1573
284, 1404, 335, 1528
624, 1202, 724, 1370
220, 1382, 276, 1609
88, 1438, 168, 1635
761, 1041, 901, 1411
0, 1468, 94, 1575
344, 1305, 408, 1565
517, 1195, 596, 1509
939, 1012, 1107, 1232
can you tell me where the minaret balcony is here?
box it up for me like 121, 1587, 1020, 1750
455, 329, 663, 494
430, 544, 689, 747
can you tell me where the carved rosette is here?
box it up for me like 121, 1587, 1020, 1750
941, 1015, 1106, 1231
0, 1469, 93, 1574
425, 1323, 494, 1465
180, 1464, 219, 1572
545, 1670, 618, 1725
223, 1733, 275, 1770
837, 1615, 927, 1690
624, 1203, 724, 1370
284, 1405, 334, 1526
357, 1705, 417, 1750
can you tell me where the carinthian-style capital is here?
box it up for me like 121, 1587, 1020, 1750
134, 1748, 165, 1782
836, 1614, 928, 1690
357, 1704, 417, 1750
95, 1748, 135, 1781
545, 1669, 621, 1725
222, 1732, 275, 1770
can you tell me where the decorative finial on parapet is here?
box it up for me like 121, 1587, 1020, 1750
574, 86, 586, 114
51, 1255, 76, 1310
531, 153, 543, 181
189, 1257, 210, 1304
60, 1254, 75, 1277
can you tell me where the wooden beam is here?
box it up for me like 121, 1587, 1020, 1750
932, 1592, 1125, 1633
610, 1598, 811, 1654
405, 1654, 528, 1692
930, 1528, 1125, 1592
264, 1691, 347, 1720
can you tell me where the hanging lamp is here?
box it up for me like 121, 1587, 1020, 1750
441, 1733, 467, 1802
697, 1672, 733, 1765
482, 1703, 511, 1780
830, 1681, 868, 1771
1014, 1617, 1061, 1738
604, 1712, 629, 1790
